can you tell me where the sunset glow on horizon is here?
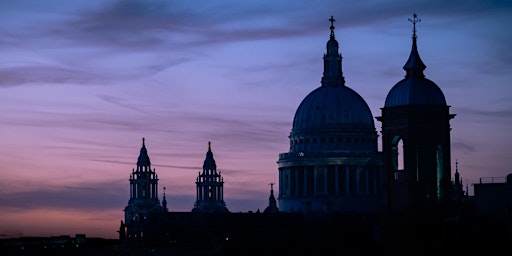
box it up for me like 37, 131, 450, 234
1, 1, 511, 239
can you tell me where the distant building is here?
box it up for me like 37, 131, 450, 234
474, 173, 512, 218
451, 160, 467, 202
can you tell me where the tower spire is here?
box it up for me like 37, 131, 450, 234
403, 13, 426, 78
137, 137, 151, 168
162, 186, 168, 212
263, 181, 279, 213
204, 141, 216, 170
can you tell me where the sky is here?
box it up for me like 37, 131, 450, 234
0, 0, 511, 239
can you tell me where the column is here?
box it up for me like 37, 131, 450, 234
278, 168, 282, 197
335, 165, 339, 195
324, 166, 328, 195
285, 169, 289, 196
356, 167, 360, 195
345, 165, 350, 195
365, 167, 370, 195
303, 166, 308, 196
313, 166, 318, 195
295, 167, 300, 196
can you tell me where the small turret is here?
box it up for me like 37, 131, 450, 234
162, 187, 168, 212
264, 182, 279, 214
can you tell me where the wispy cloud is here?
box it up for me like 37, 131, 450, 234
0, 181, 126, 210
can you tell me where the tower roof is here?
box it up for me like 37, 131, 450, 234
137, 137, 151, 167
403, 13, 426, 77
203, 141, 217, 170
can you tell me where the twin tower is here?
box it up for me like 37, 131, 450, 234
121, 14, 455, 239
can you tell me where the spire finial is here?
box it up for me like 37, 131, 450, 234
408, 13, 421, 38
329, 16, 336, 38
403, 13, 426, 77
268, 182, 275, 196
208, 141, 211, 151
456, 159, 459, 172
142, 137, 145, 147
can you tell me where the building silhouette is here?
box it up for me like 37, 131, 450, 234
377, 13, 455, 217
192, 142, 229, 213
120, 138, 166, 244
116, 14, 512, 255
277, 16, 383, 215
263, 182, 279, 214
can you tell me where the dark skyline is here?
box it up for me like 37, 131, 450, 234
0, 1, 511, 239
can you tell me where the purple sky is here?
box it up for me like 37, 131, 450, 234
0, 0, 511, 239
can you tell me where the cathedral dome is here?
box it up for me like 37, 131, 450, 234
278, 16, 382, 215
293, 85, 375, 130
282, 16, 378, 156
292, 16, 374, 131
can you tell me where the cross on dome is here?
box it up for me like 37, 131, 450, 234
329, 16, 336, 37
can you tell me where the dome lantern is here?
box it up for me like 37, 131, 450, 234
321, 16, 345, 88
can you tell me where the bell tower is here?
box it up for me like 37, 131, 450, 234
377, 14, 456, 216
122, 138, 164, 243
193, 141, 229, 213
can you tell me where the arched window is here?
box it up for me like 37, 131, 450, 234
397, 139, 404, 171
392, 136, 405, 180
436, 145, 443, 199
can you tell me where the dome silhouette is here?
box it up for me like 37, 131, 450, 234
293, 85, 375, 131
385, 76, 446, 107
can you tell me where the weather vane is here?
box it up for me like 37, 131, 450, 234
268, 182, 275, 190
408, 13, 421, 37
